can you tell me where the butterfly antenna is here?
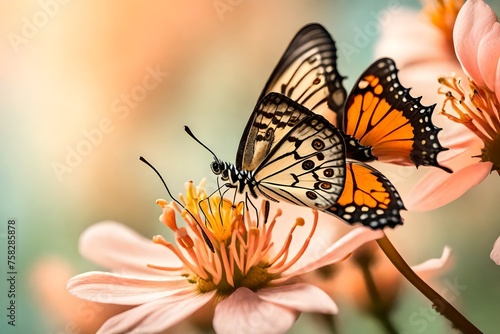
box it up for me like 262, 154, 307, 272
139, 156, 215, 252
184, 126, 220, 161
139, 156, 184, 209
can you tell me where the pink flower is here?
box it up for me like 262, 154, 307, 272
406, 0, 499, 211
30, 256, 131, 333
67, 180, 384, 334
490, 236, 500, 265
375, 1, 478, 208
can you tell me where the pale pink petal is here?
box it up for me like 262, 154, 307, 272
213, 287, 299, 334
67, 271, 192, 305
454, 0, 498, 86
490, 236, 500, 265
406, 161, 493, 211
375, 9, 454, 68
477, 22, 500, 91
97, 290, 215, 334
496, 60, 500, 103
437, 124, 481, 164
412, 247, 453, 280
277, 228, 384, 282
258, 283, 337, 314
79, 221, 182, 277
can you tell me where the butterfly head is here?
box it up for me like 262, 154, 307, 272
184, 125, 229, 179
210, 159, 224, 176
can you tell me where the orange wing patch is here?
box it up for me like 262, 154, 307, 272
342, 58, 451, 172
324, 162, 404, 229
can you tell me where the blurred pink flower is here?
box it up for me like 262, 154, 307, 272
67, 180, 384, 334
406, 0, 499, 211
30, 256, 130, 334
376, 0, 498, 211
490, 236, 500, 264
305, 241, 452, 318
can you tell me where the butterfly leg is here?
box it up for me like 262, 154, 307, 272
244, 192, 262, 226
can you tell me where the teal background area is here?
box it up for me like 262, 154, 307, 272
1, 0, 500, 333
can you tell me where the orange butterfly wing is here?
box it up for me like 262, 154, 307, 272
324, 161, 405, 228
342, 58, 451, 172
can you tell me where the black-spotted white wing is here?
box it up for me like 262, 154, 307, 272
258, 23, 347, 120
250, 95, 346, 209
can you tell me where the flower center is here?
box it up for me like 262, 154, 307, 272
148, 181, 318, 299
438, 75, 500, 172
424, 0, 464, 49
483, 137, 500, 173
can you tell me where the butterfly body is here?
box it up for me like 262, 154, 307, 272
210, 160, 259, 199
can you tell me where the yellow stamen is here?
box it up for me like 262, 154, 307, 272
219, 244, 234, 287
439, 75, 500, 172
149, 180, 325, 299
176, 227, 194, 249
269, 211, 319, 275
152, 235, 209, 280
146, 263, 183, 271
157, 201, 179, 231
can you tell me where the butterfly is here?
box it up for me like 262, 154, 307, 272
195, 23, 449, 229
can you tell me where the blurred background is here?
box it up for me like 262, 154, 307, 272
1, 0, 499, 333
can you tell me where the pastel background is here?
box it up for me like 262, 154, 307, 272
1, 0, 499, 333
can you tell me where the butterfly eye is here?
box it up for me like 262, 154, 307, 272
210, 161, 222, 175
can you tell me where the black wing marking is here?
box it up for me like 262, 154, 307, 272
324, 161, 405, 229
236, 92, 314, 170
342, 58, 451, 172
258, 23, 347, 118
252, 102, 346, 209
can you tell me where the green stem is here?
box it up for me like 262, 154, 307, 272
359, 264, 399, 334
377, 234, 482, 334
316, 313, 338, 334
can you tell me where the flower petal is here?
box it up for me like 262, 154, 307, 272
277, 227, 384, 282
213, 287, 299, 334
412, 247, 453, 280
454, 0, 498, 86
490, 236, 500, 265
67, 271, 192, 305
496, 58, 500, 103
436, 124, 482, 164
79, 221, 182, 277
477, 22, 500, 91
375, 9, 455, 68
97, 290, 215, 334
258, 283, 337, 314
405, 161, 492, 211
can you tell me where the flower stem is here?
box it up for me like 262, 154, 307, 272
359, 264, 399, 334
315, 313, 338, 334
377, 234, 483, 334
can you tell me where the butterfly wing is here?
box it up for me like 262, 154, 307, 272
238, 24, 347, 170
324, 161, 404, 229
251, 97, 346, 209
237, 92, 316, 170
341, 58, 451, 172
257, 23, 347, 115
